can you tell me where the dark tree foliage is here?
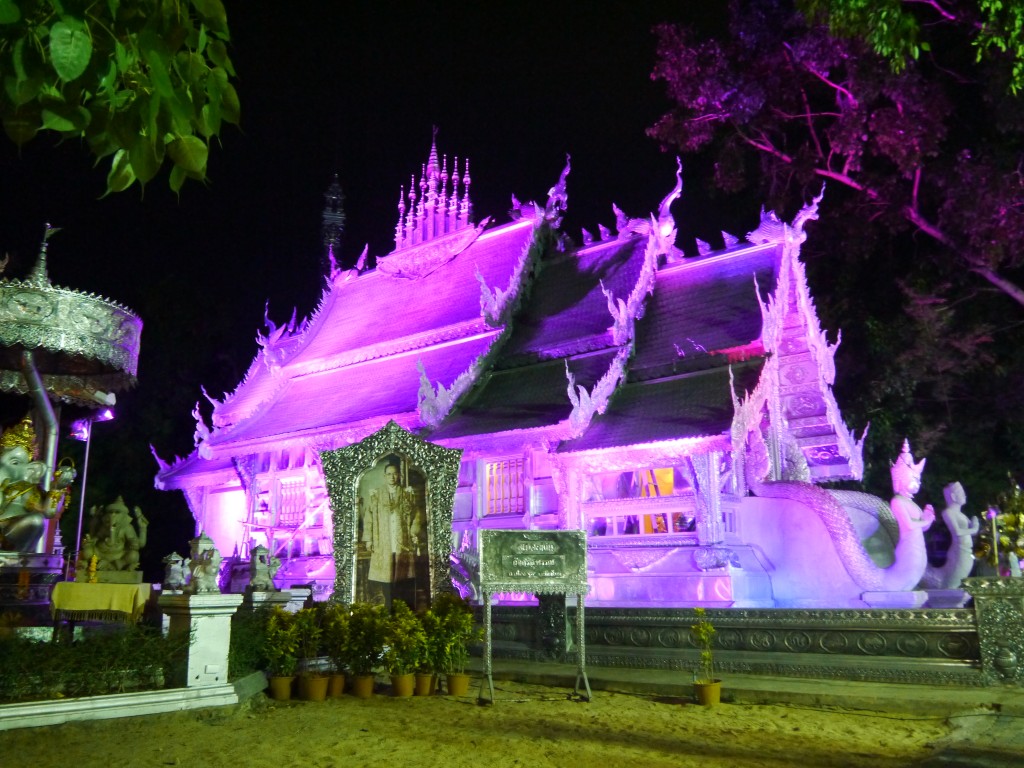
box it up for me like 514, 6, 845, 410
649, 0, 1024, 507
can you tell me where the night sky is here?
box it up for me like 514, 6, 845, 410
0, 3, 733, 568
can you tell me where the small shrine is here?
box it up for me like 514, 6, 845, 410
153, 137, 963, 610
0, 228, 142, 617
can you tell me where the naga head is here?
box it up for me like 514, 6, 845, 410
891, 439, 926, 497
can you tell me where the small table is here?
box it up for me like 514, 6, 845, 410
50, 581, 152, 625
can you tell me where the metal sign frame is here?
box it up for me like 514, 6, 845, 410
478, 529, 591, 703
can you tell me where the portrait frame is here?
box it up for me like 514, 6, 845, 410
320, 421, 462, 606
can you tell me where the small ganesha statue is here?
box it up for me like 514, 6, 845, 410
247, 544, 280, 592
186, 533, 222, 594
162, 551, 190, 591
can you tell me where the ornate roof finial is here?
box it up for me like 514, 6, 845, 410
460, 158, 472, 225
320, 175, 345, 276
28, 223, 60, 287
427, 125, 440, 178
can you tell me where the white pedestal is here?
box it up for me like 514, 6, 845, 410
861, 590, 928, 608
923, 588, 971, 608
158, 593, 243, 688
242, 589, 293, 612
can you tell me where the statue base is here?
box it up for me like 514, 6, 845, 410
861, 590, 928, 608
923, 589, 971, 608
76, 570, 144, 584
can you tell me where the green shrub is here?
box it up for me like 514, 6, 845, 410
0, 624, 190, 703
229, 606, 271, 681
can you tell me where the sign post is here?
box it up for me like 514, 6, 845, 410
478, 529, 591, 703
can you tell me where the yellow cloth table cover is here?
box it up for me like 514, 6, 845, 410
50, 582, 152, 624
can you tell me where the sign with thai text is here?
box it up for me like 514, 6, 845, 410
479, 530, 588, 595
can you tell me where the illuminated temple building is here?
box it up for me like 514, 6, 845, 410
155, 138, 868, 609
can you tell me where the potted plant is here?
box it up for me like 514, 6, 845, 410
691, 607, 721, 706
322, 601, 350, 697
264, 606, 299, 700
344, 601, 387, 698
294, 605, 329, 701
383, 599, 427, 697
417, 607, 441, 695
429, 592, 481, 696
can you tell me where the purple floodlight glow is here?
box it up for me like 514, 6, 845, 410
69, 419, 90, 442
95, 408, 115, 422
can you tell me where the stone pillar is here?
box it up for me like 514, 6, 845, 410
963, 576, 1024, 684
159, 593, 243, 687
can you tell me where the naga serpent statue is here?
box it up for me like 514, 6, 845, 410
745, 432, 934, 592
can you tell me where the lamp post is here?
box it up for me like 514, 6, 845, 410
66, 408, 114, 579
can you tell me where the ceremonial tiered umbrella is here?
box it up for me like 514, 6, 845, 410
0, 225, 142, 486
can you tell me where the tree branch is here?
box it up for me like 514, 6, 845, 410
784, 42, 859, 107
737, 127, 1024, 307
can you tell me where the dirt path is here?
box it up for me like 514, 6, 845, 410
0, 679, 981, 768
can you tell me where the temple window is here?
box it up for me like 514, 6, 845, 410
484, 457, 526, 515
582, 466, 699, 537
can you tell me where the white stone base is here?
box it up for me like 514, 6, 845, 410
861, 590, 928, 608
923, 589, 971, 608
0, 684, 239, 732
159, 593, 243, 687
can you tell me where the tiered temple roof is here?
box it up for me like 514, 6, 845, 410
156, 140, 863, 490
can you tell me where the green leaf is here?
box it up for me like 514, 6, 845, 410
141, 32, 175, 99
0, 0, 21, 24
41, 106, 88, 132
207, 39, 234, 76
167, 134, 208, 175
191, 0, 228, 38
199, 100, 220, 138
50, 17, 93, 82
12, 37, 26, 81
5, 72, 43, 107
105, 148, 136, 194
221, 82, 239, 125
2, 107, 40, 146
129, 133, 161, 185
169, 162, 187, 193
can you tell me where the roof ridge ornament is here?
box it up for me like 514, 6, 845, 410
390, 131, 474, 254
544, 154, 571, 224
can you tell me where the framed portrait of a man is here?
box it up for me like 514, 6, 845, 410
320, 421, 461, 608
356, 453, 429, 609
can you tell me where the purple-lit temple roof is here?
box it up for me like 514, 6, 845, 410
497, 237, 647, 366
205, 217, 538, 438
157, 142, 866, 496
630, 244, 778, 379
429, 349, 622, 440
203, 331, 501, 455
557, 360, 763, 452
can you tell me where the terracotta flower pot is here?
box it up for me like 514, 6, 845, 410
445, 672, 470, 696
298, 673, 330, 702
351, 673, 376, 698
268, 675, 295, 701
414, 673, 435, 696
390, 673, 415, 697
694, 680, 722, 706
328, 673, 346, 697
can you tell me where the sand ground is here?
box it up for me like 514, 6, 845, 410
3, 678, 1015, 768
